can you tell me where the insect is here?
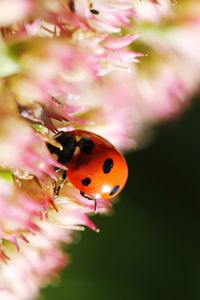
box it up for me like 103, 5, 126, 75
48, 130, 128, 207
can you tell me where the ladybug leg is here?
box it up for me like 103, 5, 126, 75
94, 200, 97, 212
54, 170, 67, 196
33, 176, 42, 188
80, 191, 93, 200
80, 191, 98, 213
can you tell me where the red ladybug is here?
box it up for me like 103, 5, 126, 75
48, 130, 128, 201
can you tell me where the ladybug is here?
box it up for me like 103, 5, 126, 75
48, 130, 128, 203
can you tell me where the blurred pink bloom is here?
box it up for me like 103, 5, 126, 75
127, 0, 199, 136
0, 0, 34, 27
134, 0, 173, 23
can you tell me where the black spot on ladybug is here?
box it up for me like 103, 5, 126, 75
79, 137, 95, 154
103, 158, 114, 174
90, 9, 99, 15
110, 185, 120, 196
82, 177, 91, 186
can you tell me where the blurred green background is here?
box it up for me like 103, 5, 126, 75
43, 98, 200, 300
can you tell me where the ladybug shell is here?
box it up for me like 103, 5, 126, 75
67, 130, 128, 200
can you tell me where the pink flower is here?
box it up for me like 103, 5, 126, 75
65, 0, 135, 33
0, 178, 41, 252
0, 221, 69, 300
0, 0, 34, 27
0, 176, 105, 299
0, 116, 61, 179
1, 0, 199, 299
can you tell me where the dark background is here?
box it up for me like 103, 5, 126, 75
43, 98, 200, 300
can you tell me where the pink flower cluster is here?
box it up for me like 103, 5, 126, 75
0, 1, 139, 299
0, 0, 199, 299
